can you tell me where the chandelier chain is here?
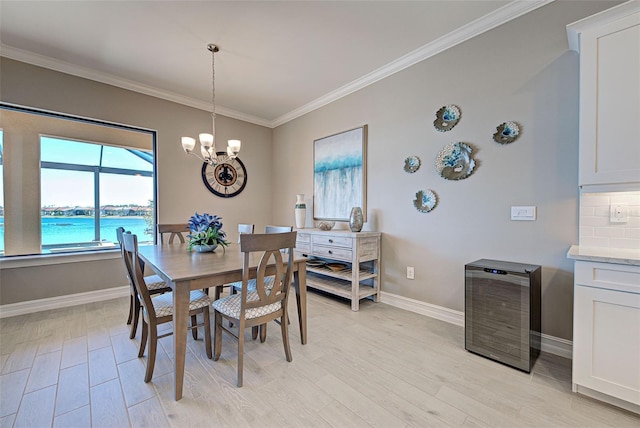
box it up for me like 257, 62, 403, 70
211, 46, 216, 145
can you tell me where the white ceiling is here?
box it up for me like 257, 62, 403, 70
0, 1, 552, 127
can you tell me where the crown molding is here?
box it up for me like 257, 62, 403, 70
0, 44, 271, 128
271, 0, 555, 127
567, 0, 640, 52
1, 0, 554, 129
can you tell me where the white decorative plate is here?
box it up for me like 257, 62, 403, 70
435, 142, 476, 180
433, 105, 461, 132
404, 156, 421, 173
493, 121, 521, 144
413, 189, 437, 213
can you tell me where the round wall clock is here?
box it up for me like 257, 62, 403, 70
201, 153, 247, 198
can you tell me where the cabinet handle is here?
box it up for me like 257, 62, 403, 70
328, 250, 333, 254
328, 239, 333, 243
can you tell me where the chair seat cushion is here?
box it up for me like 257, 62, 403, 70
229, 276, 275, 292
212, 291, 281, 320
151, 290, 211, 318
145, 274, 169, 291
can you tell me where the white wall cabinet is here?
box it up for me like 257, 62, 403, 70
295, 229, 381, 311
572, 261, 640, 413
567, 1, 640, 191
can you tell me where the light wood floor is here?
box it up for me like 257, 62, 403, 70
1, 291, 639, 428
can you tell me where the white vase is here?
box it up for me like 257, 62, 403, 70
294, 194, 306, 229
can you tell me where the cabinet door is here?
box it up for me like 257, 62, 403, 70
579, 12, 640, 187
573, 285, 640, 405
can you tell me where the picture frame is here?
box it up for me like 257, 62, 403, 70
313, 125, 367, 222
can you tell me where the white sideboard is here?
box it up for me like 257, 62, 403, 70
572, 260, 640, 414
567, 1, 640, 191
295, 229, 381, 311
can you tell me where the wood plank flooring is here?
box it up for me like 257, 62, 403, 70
1, 291, 639, 427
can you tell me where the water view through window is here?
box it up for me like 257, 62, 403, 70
0, 134, 154, 254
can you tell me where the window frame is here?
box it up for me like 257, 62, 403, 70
0, 102, 158, 258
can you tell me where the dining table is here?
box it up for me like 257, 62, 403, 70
137, 242, 308, 401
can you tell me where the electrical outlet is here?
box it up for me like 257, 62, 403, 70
407, 266, 415, 280
610, 203, 628, 223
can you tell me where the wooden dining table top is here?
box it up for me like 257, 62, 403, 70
138, 243, 306, 287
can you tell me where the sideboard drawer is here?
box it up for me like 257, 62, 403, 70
312, 244, 352, 262
312, 235, 353, 249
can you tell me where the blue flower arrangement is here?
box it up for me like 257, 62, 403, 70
186, 212, 229, 252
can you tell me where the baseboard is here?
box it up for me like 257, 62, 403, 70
537, 332, 573, 360
380, 291, 465, 326
0, 286, 129, 318
380, 291, 573, 359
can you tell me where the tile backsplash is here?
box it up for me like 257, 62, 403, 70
579, 191, 640, 249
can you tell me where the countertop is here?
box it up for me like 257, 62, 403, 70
567, 245, 640, 266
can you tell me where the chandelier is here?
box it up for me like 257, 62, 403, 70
181, 43, 241, 165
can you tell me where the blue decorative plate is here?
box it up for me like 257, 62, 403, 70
434, 105, 461, 132
435, 142, 476, 180
413, 189, 437, 213
404, 155, 421, 173
493, 121, 520, 144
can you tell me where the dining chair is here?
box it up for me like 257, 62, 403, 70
117, 227, 172, 339
212, 231, 297, 387
238, 223, 254, 243
157, 223, 189, 244
123, 232, 213, 382
229, 226, 293, 340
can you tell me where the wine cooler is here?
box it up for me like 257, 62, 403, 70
465, 259, 541, 372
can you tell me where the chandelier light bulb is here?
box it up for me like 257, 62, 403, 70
228, 139, 241, 152
199, 133, 214, 148
201, 145, 211, 160
181, 137, 196, 153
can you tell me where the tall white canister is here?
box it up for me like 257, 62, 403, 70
294, 194, 306, 229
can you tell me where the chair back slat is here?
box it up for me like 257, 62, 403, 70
239, 232, 296, 310
157, 223, 188, 244
265, 225, 293, 234
238, 223, 254, 243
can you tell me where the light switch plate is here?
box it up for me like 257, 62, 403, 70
511, 206, 536, 221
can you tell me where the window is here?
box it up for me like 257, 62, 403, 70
40, 137, 154, 253
1, 104, 156, 256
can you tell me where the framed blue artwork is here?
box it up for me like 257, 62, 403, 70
313, 125, 367, 222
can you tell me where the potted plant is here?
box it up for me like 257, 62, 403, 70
186, 212, 229, 252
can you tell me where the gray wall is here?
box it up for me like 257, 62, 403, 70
0, 1, 619, 341
271, 1, 619, 341
0, 59, 273, 304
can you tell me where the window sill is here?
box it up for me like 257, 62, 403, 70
0, 249, 122, 269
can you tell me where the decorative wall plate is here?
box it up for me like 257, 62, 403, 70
404, 156, 421, 173
413, 189, 437, 213
493, 121, 521, 144
433, 105, 461, 132
435, 142, 476, 180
